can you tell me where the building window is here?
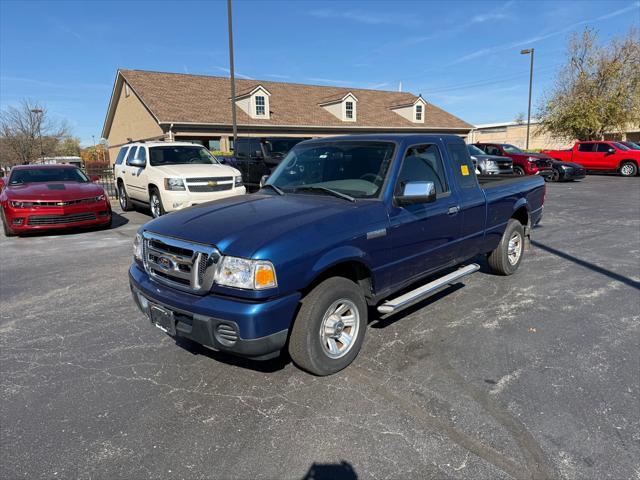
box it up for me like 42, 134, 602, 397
125, 84, 130, 98
208, 139, 221, 151
345, 101, 354, 119
415, 104, 422, 121
255, 96, 265, 116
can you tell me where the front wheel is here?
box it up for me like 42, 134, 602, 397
487, 219, 525, 276
619, 161, 638, 177
548, 169, 560, 182
513, 166, 525, 176
149, 188, 165, 218
289, 277, 367, 376
1, 210, 16, 237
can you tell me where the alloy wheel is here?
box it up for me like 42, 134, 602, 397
319, 299, 360, 359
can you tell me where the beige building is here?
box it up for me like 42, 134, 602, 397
102, 69, 473, 161
468, 121, 640, 150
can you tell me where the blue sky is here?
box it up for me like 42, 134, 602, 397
1, 0, 638, 146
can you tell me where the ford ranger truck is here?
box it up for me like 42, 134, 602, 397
129, 134, 545, 376
542, 141, 639, 177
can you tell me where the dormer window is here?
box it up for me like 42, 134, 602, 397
345, 101, 354, 119
415, 104, 422, 121
390, 96, 426, 123
255, 95, 265, 116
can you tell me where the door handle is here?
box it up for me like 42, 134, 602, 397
448, 206, 460, 215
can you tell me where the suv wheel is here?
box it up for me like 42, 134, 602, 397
619, 161, 637, 177
118, 182, 133, 211
289, 277, 367, 376
149, 188, 165, 218
513, 166, 525, 176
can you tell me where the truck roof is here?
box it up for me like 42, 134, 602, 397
301, 133, 466, 145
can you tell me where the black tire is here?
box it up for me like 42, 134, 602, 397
487, 219, 525, 276
1, 210, 16, 237
149, 187, 165, 218
619, 161, 638, 177
513, 166, 525, 176
549, 169, 560, 182
118, 181, 133, 211
289, 277, 367, 376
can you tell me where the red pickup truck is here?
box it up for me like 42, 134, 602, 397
542, 141, 639, 177
473, 143, 553, 177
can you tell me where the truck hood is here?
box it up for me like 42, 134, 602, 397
142, 193, 380, 258
6, 181, 105, 201
153, 163, 239, 178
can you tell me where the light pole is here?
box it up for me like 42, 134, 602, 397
30, 108, 44, 163
227, 0, 238, 152
520, 48, 534, 150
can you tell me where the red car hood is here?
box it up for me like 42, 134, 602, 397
5, 181, 104, 201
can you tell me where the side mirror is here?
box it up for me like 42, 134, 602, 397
396, 181, 436, 206
89, 175, 100, 183
128, 157, 145, 168
260, 175, 269, 187
254, 150, 264, 159
607, 148, 615, 154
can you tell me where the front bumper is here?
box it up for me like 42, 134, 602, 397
129, 264, 300, 359
3, 202, 111, 233
160, 186, 246, 212
559, 168, 586, 181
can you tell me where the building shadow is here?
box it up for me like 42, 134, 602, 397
532, 240, 640, 290
302, 461, 357, 480
173, 336, 290, 373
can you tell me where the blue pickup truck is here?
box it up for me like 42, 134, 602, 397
130, 134, 545, 375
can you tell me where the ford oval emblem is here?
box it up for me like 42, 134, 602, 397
157, 256, 173, 270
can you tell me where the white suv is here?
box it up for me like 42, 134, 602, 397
114, 142, 245, 217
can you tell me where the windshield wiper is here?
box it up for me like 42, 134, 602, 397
294, 186, 355, 202
261, 183, 285, 196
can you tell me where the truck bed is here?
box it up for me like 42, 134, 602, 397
477, 174, 539, 188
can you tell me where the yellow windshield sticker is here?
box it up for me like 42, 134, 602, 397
461, 164, 470, 176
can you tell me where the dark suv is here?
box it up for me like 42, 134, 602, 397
230, 137, 309, 189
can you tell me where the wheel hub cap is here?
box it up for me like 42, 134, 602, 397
507, 233, 522, 265
319, 299, 360, 359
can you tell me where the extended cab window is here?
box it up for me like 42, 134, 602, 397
397, 144, 448, 194
447, 142, 478, 189
115, 147, 128, 165
578, 143, 594, 152
596, 143, 612, 153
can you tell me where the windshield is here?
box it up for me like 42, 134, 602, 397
149, 146, 219, 166
623, 141, 640, 150
613, 142, 630, 151
502, 144, 523, 154
267, 141, 395, 199
9, 167, 89, 185
263, 139, 305, 156
467, 145, 485, 156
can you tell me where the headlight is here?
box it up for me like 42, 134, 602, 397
234, 175, 243, 187
527, 156, 538, 162
95, 194, 106, 202
164, 178, 186, 191
560, 164, 573, 170
9, 201, 25, 208
133, 233, 143, 261
214, 256, 277, 290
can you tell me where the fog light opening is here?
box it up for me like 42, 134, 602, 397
12, 218, 24, 225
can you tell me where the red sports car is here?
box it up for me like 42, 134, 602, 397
0, 164, 112, 236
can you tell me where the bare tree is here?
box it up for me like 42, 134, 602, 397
0, 99, 70, 165
537, 28, 640, 141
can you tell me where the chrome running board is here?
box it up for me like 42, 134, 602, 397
377, 264, 480, 315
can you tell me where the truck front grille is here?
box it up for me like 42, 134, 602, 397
142, 231, 221, 294
28, 212, 97, 225
186, 177, 234, 193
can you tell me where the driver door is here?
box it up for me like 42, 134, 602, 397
387, 143, 461, 284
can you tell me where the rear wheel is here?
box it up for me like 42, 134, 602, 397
487, 219, 525, 276
619, 161, 637, 177
513, 166, 525, 176
118, 182, 133, 211
289, 277, 367, 376
149, 188, 165, 218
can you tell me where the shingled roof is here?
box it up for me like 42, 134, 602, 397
103, 69, 472, 136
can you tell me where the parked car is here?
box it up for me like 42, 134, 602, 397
467, 144, 513, 175
547, 160, 586, 182
619, 141, 640, 151
0, 164, 111, 236
542, 141, 640, 177
225, 137, 309, 189
114, 142, 245, 218
473, 143, 553, 177
129, 134, 545, 376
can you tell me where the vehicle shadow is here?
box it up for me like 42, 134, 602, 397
173, 336, 291, 373
301, 461, 358, 480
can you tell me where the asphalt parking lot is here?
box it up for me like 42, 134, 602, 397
1, 175, 638, 480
